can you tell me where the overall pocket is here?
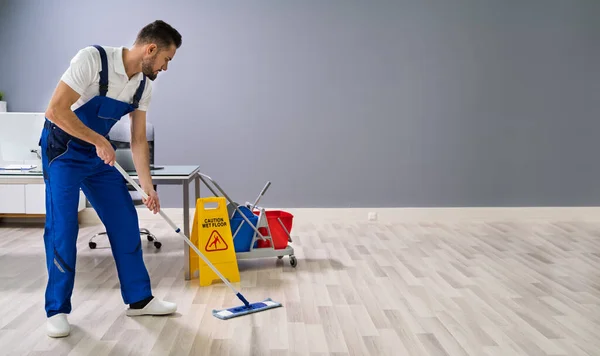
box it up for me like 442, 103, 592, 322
46, 125, 71, 166
97, 100, 128, 121
96, 100, 130, 135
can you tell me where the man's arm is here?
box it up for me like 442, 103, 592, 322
130, 109, 160, 213
45, 82, 116, 165
45, 81, 106, 146
130, 109, 153, 189
129, 109, 153, 190
46, 46, 117, 165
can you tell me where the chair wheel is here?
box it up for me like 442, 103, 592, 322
154, 241, 162, 249
147, 235, 155, 242
290, 256, 297, 267
89, 242, 97, 249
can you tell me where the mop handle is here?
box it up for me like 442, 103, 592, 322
250, 181, 271, 210
113, 162, 245, 300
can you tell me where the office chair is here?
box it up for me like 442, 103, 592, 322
88, 117, 162, 249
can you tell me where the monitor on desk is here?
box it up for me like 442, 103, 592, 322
109, 116, 162, 172
0, 112, 45, 165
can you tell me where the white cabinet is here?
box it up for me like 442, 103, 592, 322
25, 184, 47, 214
0, 182, 86, 216
0, 185, 26, 213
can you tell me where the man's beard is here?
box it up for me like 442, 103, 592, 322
142, 54, 159, 81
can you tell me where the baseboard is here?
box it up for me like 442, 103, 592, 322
0, 211, 86, 225
77, 206, 600, 225
261, 207, 600, 223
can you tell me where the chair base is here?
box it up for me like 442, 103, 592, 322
88, 228, 162, 249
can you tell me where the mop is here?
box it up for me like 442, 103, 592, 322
114, 162, 282, 320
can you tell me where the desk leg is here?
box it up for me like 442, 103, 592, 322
183, 182, 190, 280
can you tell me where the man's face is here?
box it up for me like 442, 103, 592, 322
141, 44, 176, 81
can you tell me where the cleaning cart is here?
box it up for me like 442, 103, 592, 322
196, 173, 297, 268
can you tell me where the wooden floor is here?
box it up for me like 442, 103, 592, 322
0, 214, 599, 355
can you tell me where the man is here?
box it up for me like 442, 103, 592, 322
40, 20, 182, 338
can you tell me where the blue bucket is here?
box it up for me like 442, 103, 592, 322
230, 206, 259, 252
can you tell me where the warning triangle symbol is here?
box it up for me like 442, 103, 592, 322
205, 230, 229, 252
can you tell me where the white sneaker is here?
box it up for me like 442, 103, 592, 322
126, 298, 177, 316
47, 313, 70, 338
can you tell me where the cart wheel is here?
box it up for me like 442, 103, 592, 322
290, 256, 297, 268
147, 235, 155, 242
277, 256, 284, 260
154, 241, 162, 249
89, 242, 97, 249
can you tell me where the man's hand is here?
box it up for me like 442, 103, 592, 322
142, 188, 160, 214
94, 137, 116, 166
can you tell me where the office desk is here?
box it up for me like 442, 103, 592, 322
0, 165, 201, 280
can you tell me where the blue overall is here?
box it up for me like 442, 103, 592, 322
39, 45, 152, 318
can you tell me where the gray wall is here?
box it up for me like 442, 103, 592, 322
1, 0, 599, 208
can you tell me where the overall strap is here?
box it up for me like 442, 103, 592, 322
132, 75, 146, 109
91, 45, 109, 97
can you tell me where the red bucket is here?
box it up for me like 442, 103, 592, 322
254, 210, 293, 250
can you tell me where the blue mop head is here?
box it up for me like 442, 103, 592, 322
212, 298, 282, 320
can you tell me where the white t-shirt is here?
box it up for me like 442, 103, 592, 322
60, 46, 152, 112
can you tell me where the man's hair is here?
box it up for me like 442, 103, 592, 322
135, 20, 182, 50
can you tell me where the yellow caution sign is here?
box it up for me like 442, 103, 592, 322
188, 197, 240, 286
